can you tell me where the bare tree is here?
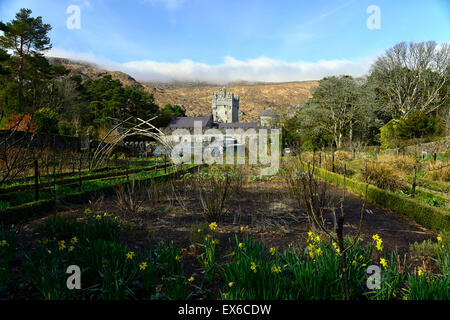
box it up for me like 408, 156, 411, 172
369, 41, 449, 119
282, 156, 369, 300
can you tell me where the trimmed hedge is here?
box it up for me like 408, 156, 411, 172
0, 164, 203, 225
0, 199, 55, 225
313, 166, 450, 232
0, 162, 170, 195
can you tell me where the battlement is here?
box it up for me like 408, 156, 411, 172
211, 88, 239, 123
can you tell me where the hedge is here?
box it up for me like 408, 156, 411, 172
0, 161, 170, 195
0, 164, 203, 225
313, 166, 450, 232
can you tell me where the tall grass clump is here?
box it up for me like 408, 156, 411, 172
355, 162, 408, 192
424, 161, 450, 182
377, 154, 416, 174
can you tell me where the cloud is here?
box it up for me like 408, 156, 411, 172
46, 48, 376, 83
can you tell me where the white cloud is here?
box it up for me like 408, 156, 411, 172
46, 48, 376, 83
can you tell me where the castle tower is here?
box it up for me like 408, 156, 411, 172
211, 88, 239, 123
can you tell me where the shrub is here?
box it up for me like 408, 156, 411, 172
58, 121, 77, 136
190, 166, 245, 222
334, 150, 352, 160
377, 154, 416, 174
424, 161, 450, 182
396, 111, 443, 140
355, 162, 408, 192
34, 107, 59, 134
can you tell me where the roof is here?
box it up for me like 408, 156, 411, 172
167, 115, 213, 128
259, 108, 279, 117
218, 122, 259, 129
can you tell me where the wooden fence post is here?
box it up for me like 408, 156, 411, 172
332, 151, 335, 173
34, 159, 39, 201
126, 160, 129, 182
411, 165, 417, 198
78, 156, 82, 192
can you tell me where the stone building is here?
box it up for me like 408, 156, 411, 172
162, 88, 280, 152
211, 88, 239, 123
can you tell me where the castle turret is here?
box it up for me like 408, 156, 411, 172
212, 88, 239, 123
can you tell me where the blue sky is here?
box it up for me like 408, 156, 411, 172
1, 0, 449, 82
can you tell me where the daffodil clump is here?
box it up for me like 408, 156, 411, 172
372, 234, 384, 251
200, 222, 220, 284
306, 231, 323, 260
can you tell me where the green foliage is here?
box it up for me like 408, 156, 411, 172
313, 166, 450, 231
0, 8, 52, 112
379, 119, 400, 149
396, 111, 442, 139
406, 274, 449, 300
34, 107, 59, 133
219, 232, 373, 300
58, 120, 77, 136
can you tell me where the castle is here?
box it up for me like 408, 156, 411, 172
166, 88, 280, 130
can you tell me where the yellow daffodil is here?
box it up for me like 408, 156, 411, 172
126, 251, 135, 260
70, 237, 78, 245
437, 236, 442, 242
0, 240, 8, 247
250, 262, 257, 273
228, 282, 234, 287
238, 242, 244, 248
380, 258, 388, 269
68, 246, 75, 252
95, 214, 102, 220
315, 247, 322, 256
188, 276, 194, 282
84, 208, 92, 215
209, 222, 218, 231
271, 265, 282, 274
269, 247, 276, 255
240, 226, 244, 232
417, 268, 424, 276
58, 240, 66, 251
139, 262, 148, 271
332, 242, 340, 254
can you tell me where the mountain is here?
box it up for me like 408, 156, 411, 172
48, 57, 144, 89
49, 57, 318, 121
142, 81, 317, 121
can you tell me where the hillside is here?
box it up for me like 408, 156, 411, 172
49, 57, 318, 121
48, 57, 144, 89
142, 81, 317, 122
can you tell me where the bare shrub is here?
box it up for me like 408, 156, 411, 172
191, 166, 245, 222
282, 155, 369, 300
115, 179, 147, 216
281, 158, 337, 231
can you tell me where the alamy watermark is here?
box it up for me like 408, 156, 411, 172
366, 5, 381, 30
169, 121, 280, 176
66, 5, 81, 30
